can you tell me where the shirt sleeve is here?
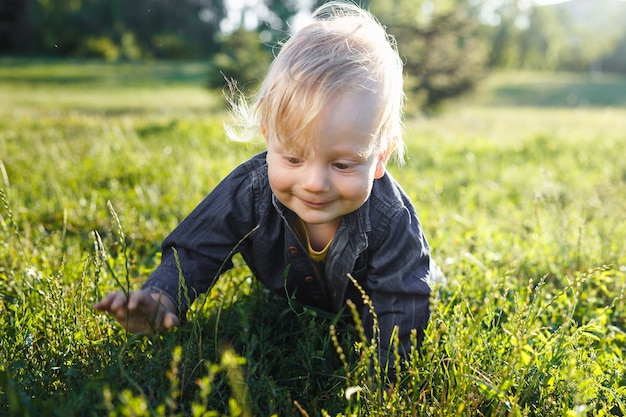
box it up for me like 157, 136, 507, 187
361, 203, 433, 382
141, 159, 261, 317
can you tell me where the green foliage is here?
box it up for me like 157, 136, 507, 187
4, 0, 626, 80
1, 61, 626, 416
526, 2, 626, 71
369, 0, 489, 110
257, 0, 302, 42
207, 29, 273, 93
14, 0, 225, 60
602, 31, 626, 73
481, 0, 626, 72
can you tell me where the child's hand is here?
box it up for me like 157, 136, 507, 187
93, 290, 180, 333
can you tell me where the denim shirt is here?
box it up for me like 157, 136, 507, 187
143, 151, 434, 364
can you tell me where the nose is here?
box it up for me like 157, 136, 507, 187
302, 163, 330, 192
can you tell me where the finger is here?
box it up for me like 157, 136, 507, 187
162, 312, 180, 330
94, 292, 124, 312
93, 292, 117, 310
113, 309, 129, 323
109, 292, 130, 311
127, 291, 145, 311
129, 291, 158, 311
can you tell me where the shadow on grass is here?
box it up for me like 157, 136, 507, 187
185, 284, 352, 416
486, 73, 626, 107
0, 57, 211, 87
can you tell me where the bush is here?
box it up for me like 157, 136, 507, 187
206, 29, 273, 93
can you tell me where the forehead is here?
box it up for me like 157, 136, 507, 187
316, 91, 380, 141
274, 89, 382, 152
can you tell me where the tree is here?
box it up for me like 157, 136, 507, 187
0, 0, 32, 53
549, 0, 626, 72
367, 0, 489, 110
601, 31, 626, 73
207, 27, 272, 92
205, 0, 302, 92
481, 0, 528, 69
119, 0, 226, 59
261, 0, 301, 39
501, 0, 626, 72
3, 0, 226, 59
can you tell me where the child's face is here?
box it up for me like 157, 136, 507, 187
264, 91, 387, 228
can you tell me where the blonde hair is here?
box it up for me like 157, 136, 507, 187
226, 1, 405, 163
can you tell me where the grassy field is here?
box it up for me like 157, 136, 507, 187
1, 58, 626, 416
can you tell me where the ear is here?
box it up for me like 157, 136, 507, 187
374, 149, 391, 179
261, 125, 269, 145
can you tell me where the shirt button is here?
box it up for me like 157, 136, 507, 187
288, 246, 298, 254
304, 276, 314, 283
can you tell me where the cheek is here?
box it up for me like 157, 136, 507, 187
266, 154, 280, 189
267, 164, 291, 194
357, 167, 378, 200
337, 173, 374, 201
358, 181, 375, 202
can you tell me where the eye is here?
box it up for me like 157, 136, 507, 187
284, 156, 301, 165
333, 160, 359, 171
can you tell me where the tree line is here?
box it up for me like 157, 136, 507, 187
2, 0, 626, 108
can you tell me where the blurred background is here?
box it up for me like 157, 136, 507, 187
1, 4, 626, 414
1, 0, 626, 109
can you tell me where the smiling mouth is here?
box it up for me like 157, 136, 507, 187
301, 198, 331, 209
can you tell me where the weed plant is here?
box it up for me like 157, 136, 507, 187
1, 61, 625, 416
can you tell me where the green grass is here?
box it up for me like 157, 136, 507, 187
467, 70, 626, 108
1, 60, 625, 416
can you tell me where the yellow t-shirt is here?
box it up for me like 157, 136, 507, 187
293, 217, 332, 279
